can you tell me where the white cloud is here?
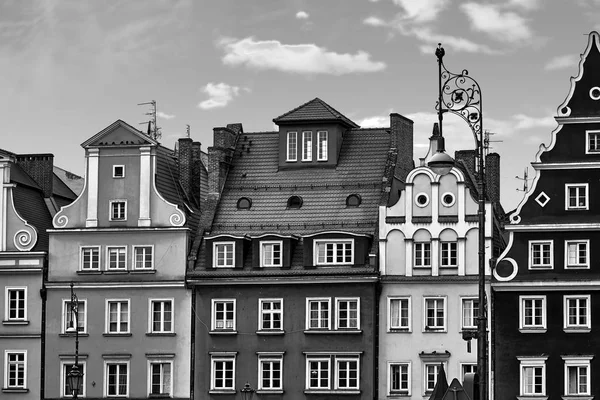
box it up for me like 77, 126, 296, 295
392, 0, 449, 23
218, 37, 386, 75
544, 54, 579, 71
157, 111, 175, 120
296, 11, 309, 19
460, 3, 533, 43
412, 27, 500, 55
363, 16, 387, 27
512, 114, 556, 130
198, 82, 246, 110
507, 0, 540, 10
359, 116, 389, 128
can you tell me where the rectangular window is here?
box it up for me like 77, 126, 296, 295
529, 240, 553, 269
563, 356, 592, 396
213, 242, 234, 268
414, 242, 431, 267
564, 295, 591, 330
565, 240, 589, 269
302, 131, 313, 161
287, 132, 297, 161
307, 298, 330, 330
315, 239, 353, 265
212, 299, 236, 331
150, 300, 173, 333
307, 358, 330, 389
519, 357, 547, 396
106, 362, 128, 397
440, 241, 458, 267
520, 296, 546, 331
211, 356, 235, 390
425, 363, 441, 392
335, 357, 359, 390
106, 300, 129, 334
110, 200, 127, 221
149, 361, 172, 396
107, 246, 127, 270
6, 288, 26, 321
80, 246, 100, 270
317, 131, 328, 161
113, 165, 125, 178
566, 184, 589, 210
461, 298, 479, 329
336, 298, 359, 330
389, 363, 410, 394
4, 351, 26, 389
258, 355, 283, 390
134, 246, 153, 269
424, 297, 446, 331
587, 130, 600, 153
389, 297, 411, 331
259, 299, 283, 331
63, 299, 86, 333
261, 241, 282, 267
461, 364, 477, 381
62, 362, 85, 397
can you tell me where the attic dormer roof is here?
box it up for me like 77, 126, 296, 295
273, 97, 359, 128
81, 119, 158, 148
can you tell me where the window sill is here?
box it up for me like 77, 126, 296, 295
102, 333, 132, 337
2, 388, 29, 393
304, 390, 360, 395
59, 333, 89, 337
388, 392, 410, 397
146, 332, 176, 337
564, 327, 591, 333
565, 266, 590, 270
519, 328, 547, 334
130, 269, 156, 274
423, 328, 447, 333
104, 271, 129, 274
388, 328, 411, 333
209, 330, 237, 335
148, 393, 173, 398
77, 270, 102, 274
561, 396, 593, 400
209, 390, 236, 394
528, 266, 553, 270
2, 320, 29, 325
304, 329, 362, 334
257, 390, 284, 394
516, 396, 548, 400
256, 330, 285, 335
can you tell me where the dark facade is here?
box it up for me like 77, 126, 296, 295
493, 31, 600, 399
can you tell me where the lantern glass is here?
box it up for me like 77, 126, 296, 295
428, 151, 454, 176
67, 365, 82, 396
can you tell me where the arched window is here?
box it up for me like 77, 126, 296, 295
237, 197, 252, 210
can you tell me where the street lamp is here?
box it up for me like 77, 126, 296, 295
66, 282, 82, 399
428, 43, 487, 400
240, 382, 255, 400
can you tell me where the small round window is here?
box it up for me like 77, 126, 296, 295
237, 197, 252, 210
415, 192, 429, 207
590, 86, 600, 101
287, 195, 303, 209
441, 192, 455, 207
346, 194, 362, 207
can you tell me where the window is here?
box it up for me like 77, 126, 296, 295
213, 242, 234, 268
149, 361, 172, 396
113, 165, 125, 178
461, 364, 477, 381
4, 351, 26, 389
519, 296, 546, 332
258, 299, 283, 331
336, 298, 359, 330
212, 299, 236, 331
415, 193, 429, 207
134, 246, 154, 270
414, 242, 431, 267
62, 362, 85, 397
150, 299, 173, 333
389, 297, 411, 331
302, 131, 312, 161
314, 239, 353, 265
236, 197, 251, 210
287, 195, 303, 209
211, 355, 235, 391
261, 241, 282, 267
80, 246, 100, 270
258, 354, 283, 391
424, 363, 443, 393
107, 246, 127, 270
106, 300, 129, 334
565, 240, 589, 269
461, 298, 479, 329
5, 288, 26, 321
110, 200, 127, 221
306, 298, 330, 330
564, 295, 591, 331
529, 240, 553, 269
335, 357, 359, 390
287, 132, 297, 161
518, 356, 547, 396
424, 297, 446, 331
306, 354, 360, 392
563, 356, 592, 396
441, 192, 455, 207
63, 299, 86, 333
306, 357, 330, 390
317, 131, 328, 161
440, 241, 457, 267
346, 194, 361, 207
587, 130, 600, 153
566, 184, 588, 210
106, 361, 129, 397
389, 363, 410, 395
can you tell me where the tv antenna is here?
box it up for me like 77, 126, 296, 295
516, 167, 531, 192
483, 130, 502, 155
186, 124, 191, 138
138, 100, 161, 140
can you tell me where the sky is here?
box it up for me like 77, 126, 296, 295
1, 0, 598, 211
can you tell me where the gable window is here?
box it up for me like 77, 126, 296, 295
389, 362, 410, 395
261, 241, 282, 267
565, 184, 588, 210
317, 131, 328, 161
106, 300, 130, 334
389, 297, 411, 331
210, 355, 235, 391
563, 356, 592, 396
529, 240, 553, 269
4, 351, 26, 389
62, 362, 86, 397
302, 131, 313, 161
314, 239, 353, 265
424, 297, 446, 331
213, 242, 234, 268
587, 130, 600, 153
414, 242, 431, 268
258, 354, 283, 391
113, 165, 125, 178
149, 361, 172, 396
81, 246, 100, 270
336, 298, 359, 330
63, 299, 86, 334
287, 132, 297, 161
110, 200, 127, 221
106, 361, 129, 396
462, 298, 479, 329
150, 299, 173, 333
564, 295, 591, 331
518, 356, 547, 397
306, 298, 330, 330
565, 240, 589, 269
6, 288, 26, 321
519, 295, 546, 332
259, 299, 283, 331
107, 246, 127, 270
212, 299, 236, 331
440, 241, 457, 267
133, 246, 153, 270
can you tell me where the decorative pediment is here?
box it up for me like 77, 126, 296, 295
81, 120, 157, 148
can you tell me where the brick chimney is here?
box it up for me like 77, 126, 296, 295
191, 141, 202, 206
455, 149, 476, 177
390, 113, 414, 182
16, 154, 54, 198
208, 127, 238, 200
178, 137, 193, 201
485, 152, 501, 205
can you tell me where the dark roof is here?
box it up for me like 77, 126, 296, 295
53, 166, 84, 196
273, 98, 359, 128
12, 183, 53, 252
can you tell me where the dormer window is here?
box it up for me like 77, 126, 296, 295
260, 241, 282, 267
346, 194, 361, 207
113, 165, 125, 178
587, 130, 600, 153
302, 131, 313, 161
314, 239, 354, 265
287, 196, 303, 209
237, 197, 252, 210
287, 132, 297, 161
214, 242, 235, 268
317, 131, 328, 161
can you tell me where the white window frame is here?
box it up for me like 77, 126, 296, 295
586, 130, 600, 154
62, 298, 87, 334
213, 242, 235, 268
80, 246, 100, 271
210, 354, 236, 391
564, 295, 591, 331
314, 239, 354, 266
211, 299, 236, 331
518, 356, 547, 397
106, 246, 127, 270
302, 131, 313, 161
424, 362, 447, 393
5, 287, 27, 322
257, 354, 284, 391
306, 298, 331, 330
565, 183, 589, 210
460, 363, 477, 382
461, 297, 479, 330
147, 359, 173, 397
440, 241, 458, 267
317, 130, 328, 161
133, 245, 154, 270
519, 295, 547, 332
105, 299, 130, 334
4, 350, 27, 389
562, 356, 592, 396
388, 362, 411, 395
149, 299, 174, 334
60, 360, 87, 398
260, 241, 283, 268
564, 240, 590, 269
423, 296, 447, 332
258, 298, 283, 331
306, 356, 331, 390
335, 297, 360, 330
335, 356, 360, 390
112, 165, 125, 178
388, 296, 411, 331
528, 240, 553, 270
414, 242, 431, 268
109, 199, 127, 221
286, 131, 297, 161
104, 360, 130, 397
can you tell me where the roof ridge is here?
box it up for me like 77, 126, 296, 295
272, 97, 359, 128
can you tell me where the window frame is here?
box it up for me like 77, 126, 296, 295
211, 299, 236, 332
518, 356, 547, 397
564, 240, 590, 269
105, 299, 130, 334
423, 296, 447, 332
80, 246, 101, 271
4, 350, 27, 390
414, 241, 432, 268
213, 242, 235, 268
106, 246, 127, 271
302, 131, 313, 161
257, 354, 284, 391
314, 239, 354, 266
519, 295, 547, 332
210, 354, 236, 391
258, 298, 283, 332
286, 131, 298, 162
306, 298, 331, 330
562, 356, 592, 396
305, 356, 331, 390
5, 287, 27, 322
334, 356, 360, 391
317, 131, 328, 161
147, 359, 173, 397
388, 296, 411, 332
149, 298, 174, 334
335, 297, 360, 330
104, 360, 130, 397
112, 165, 125, 178
565, 183, 589, 210
260, 241, 283, 268
109, 199, 127, 221
388, 362, 411, 395
528, 240, 554, 270
586, 130, 600, 154
133, 245, 154, 270
424, 362, 447, 394
461, 297, 479, 330
440, 241, 458, 268
61, 360, 87, 398
460, 363, 477, 382
62, 298, 87, 334
563, 294, 591, 331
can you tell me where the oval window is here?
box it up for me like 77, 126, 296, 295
287, 195, 303, 209
237, 197, 252, 210
346, 194, 362, 207
441, 192, 455, 207
415, 193, 429, 207
590, 86, 600, 100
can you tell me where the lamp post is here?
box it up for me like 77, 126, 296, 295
66, 282, 82, 400
429, 43, 487, 400
240, 382, 255, 400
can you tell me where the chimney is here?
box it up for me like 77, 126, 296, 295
16, 154, 54, 198
485, 152, 501, 205
455, 149, 477, 177
208, 127, 238, 200
390, 113, 414, 181
191, 141, 202, 206
178, 137, 193, 200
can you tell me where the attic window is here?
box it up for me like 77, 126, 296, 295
441, 192, 455, 207
590, 86, 600, 100
346, 194, 361, 207
415, 193, 429, 208
237, 197, 252, 210
287, 195, 303, 209
113, 165, 125, 178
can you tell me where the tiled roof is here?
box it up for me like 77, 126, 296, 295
273, 98, 359, 128
12, 183, 53, 252
53, 166, 84, 196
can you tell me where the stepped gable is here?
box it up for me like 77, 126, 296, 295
273, 97, 359, 128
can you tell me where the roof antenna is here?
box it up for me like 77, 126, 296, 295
186, 124, 191, 138
516, 167, 531, 192
138, 100, 162, 140
483, 130, 502, 156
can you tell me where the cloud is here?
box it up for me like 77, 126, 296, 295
218, 37, 386, 75
157, 111, 175, 120
544, 54, 579, 71
412, 27, 500, 54
359, 116, 389, 128
198, 82, 247, 110
363, 16, 387, 27
507, 0, 540, 10
460, 3, 533, 43
512, 114, 556, 130
296, 11, 309, 19
391, 0, 449, 23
